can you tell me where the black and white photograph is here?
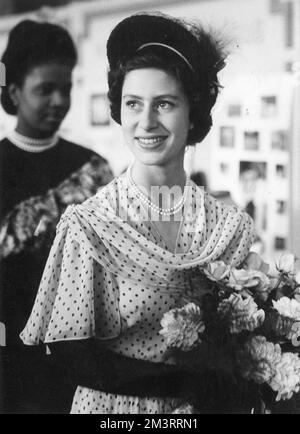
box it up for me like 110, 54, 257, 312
0, 0, 300, 417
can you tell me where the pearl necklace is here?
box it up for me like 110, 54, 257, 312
127, 166, 190, 216
7, 130, 59, 153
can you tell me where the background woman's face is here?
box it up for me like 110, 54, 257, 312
121, 68, 190, 167
10, 62, 72, 138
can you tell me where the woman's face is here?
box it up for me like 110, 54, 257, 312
121, 68, 190, 168
9, 62, 72, 138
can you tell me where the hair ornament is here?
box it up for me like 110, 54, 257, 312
137, 42, 195, 72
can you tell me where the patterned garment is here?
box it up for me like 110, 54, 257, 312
21, 173, 255, 414
0, 155, 112, 260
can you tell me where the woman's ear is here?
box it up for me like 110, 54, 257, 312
8, 83, 19, 107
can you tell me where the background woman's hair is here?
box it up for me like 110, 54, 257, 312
1, 20, 77, 115
107, 20, 227, 146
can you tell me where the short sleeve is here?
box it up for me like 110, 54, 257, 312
20, 207, 121, 345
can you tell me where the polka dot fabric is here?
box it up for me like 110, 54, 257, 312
72, 388, 180, 414
20, 174, 255, 413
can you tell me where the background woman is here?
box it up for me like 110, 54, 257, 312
21, 13, 255, 414
0, 20, 112, 413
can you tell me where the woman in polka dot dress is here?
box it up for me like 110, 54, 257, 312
20, 12, 255, 414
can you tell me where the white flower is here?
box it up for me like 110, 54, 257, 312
269, 352, 300, 401
172, 403, 194, 414
203, 261, 230, 282
240, 336, 300, 401
238, 336, 282, 384
272, 297, 300, 321
218, 294, 265, 334
272, 298, 300, 342
159, 303, 205, 351
228, 268, 265, 291
277, 253, 296, 275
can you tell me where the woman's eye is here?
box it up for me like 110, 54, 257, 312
36, 85, 53, 95
157, 101, 174, 110
126, 100, 140, 110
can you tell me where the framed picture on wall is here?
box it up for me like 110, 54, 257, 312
271, 130, 288, 150
274, 236, 286, 250
90, 93, 110, 126
220, 126, 235, 148
244, 131, 259, 150
239, 160, 267, 180
275, 164, 287, 179
261, 95, 277, 117
228, 103, 241, 117
276, 200, 287, 214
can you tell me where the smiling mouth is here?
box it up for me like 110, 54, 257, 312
135, 136, 167, 148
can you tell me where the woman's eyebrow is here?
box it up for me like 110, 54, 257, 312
154, 94, 179, 100
122, 94, 143, 100
122, 94, 179, 100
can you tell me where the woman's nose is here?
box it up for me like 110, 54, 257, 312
138, 106, 158, 130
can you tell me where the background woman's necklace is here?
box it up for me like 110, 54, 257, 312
7, 130, 59, 153
127, 166, 190, 216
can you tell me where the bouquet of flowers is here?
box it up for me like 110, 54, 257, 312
160, 252, 300, 414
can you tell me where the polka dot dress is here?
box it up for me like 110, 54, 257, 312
20, 173, 255, 414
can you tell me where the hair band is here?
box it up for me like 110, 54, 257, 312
136, 42, 195, 72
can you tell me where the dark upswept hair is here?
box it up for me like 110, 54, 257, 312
107, 14, 227, 146
1, 19, 77, 115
